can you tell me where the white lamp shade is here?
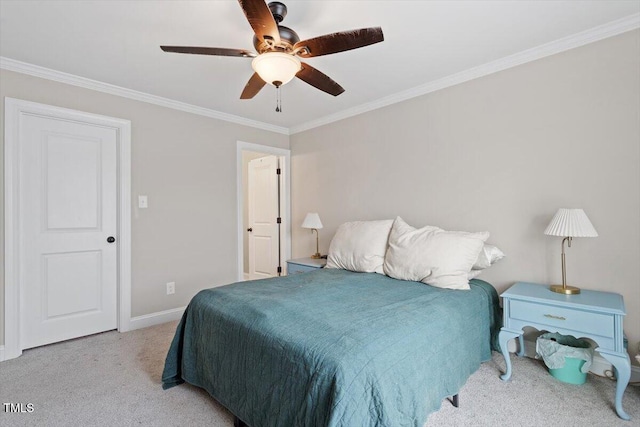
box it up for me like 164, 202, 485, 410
544, 208, 598, 237
251, 52, 301, 86
301, 213, 323, 229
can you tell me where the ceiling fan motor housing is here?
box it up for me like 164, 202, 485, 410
253, 25, 300, 53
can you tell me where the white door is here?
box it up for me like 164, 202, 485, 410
20, 114, 118, 349
248, 155, 280, 279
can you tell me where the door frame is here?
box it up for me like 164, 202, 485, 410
236, 141, 291, 281
3, 97, 132, 361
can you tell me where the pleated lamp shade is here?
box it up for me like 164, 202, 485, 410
544, 208, 598, 237
301, 213, 323, 230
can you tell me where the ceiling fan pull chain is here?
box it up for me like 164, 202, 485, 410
275, 85, 282, 113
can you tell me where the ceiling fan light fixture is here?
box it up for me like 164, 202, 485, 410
251, 52, 301, 87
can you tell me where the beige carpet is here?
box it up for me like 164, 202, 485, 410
1, 321, 638, 426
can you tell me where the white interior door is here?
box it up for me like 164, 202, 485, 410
20, 114, 118, 349
248, 155, 280, 280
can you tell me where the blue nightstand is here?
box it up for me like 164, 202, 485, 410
498, 282, 630, 420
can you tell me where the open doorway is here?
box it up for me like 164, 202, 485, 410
236, 141, 291, 282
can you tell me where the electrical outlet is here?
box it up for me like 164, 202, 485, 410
166, 281, 175, 295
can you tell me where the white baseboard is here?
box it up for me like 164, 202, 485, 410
0, 345, 5, 362
128, 306, 186, 331
509, 336, 640, 382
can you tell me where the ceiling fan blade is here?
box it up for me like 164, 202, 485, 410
294, 27, 384, 58
160, 46, 256, 58
296, 62, 345, 97
238, 0, 281, 45
240, 72, 267, 99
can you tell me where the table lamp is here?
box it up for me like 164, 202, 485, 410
544, 208, 598, 295
302, 213, 323, 259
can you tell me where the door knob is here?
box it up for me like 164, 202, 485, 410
107, 236, 116, 243
247, 228, 253, 232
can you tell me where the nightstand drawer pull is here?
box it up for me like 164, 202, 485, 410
544, 314, 566, 321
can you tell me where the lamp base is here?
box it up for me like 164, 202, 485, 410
549, 284, 581, 295
310, 253, 322, 259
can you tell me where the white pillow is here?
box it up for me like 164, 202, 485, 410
473, 244, 505, 270
326, 220, 394, 274
383, 217, 489, 290
467, 244, 505, 279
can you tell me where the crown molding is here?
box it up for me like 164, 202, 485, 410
289, 13, 640, 135
0, 57, 289, 135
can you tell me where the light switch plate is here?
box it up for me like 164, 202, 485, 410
138, 195, 148, 209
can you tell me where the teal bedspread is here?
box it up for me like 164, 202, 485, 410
162, 269, 501, 427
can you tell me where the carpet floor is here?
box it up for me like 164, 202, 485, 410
1, 321, 638, 427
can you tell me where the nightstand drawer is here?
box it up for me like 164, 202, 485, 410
287, 262, 318, 275
286, 257, 326, 275
510, 300, 614, 338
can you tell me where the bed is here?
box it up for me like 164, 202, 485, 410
162, 268, 500, 426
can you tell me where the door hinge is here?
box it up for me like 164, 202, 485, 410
277, 217, 281, 224
276, 168, 281, 175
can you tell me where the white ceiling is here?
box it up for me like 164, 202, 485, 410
1, 1, 639, 133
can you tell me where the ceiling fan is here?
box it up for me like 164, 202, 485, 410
161, 0, 384, 102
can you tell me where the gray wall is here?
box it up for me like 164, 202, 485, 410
0, 69, 289, 344
290, 30, 640, 361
